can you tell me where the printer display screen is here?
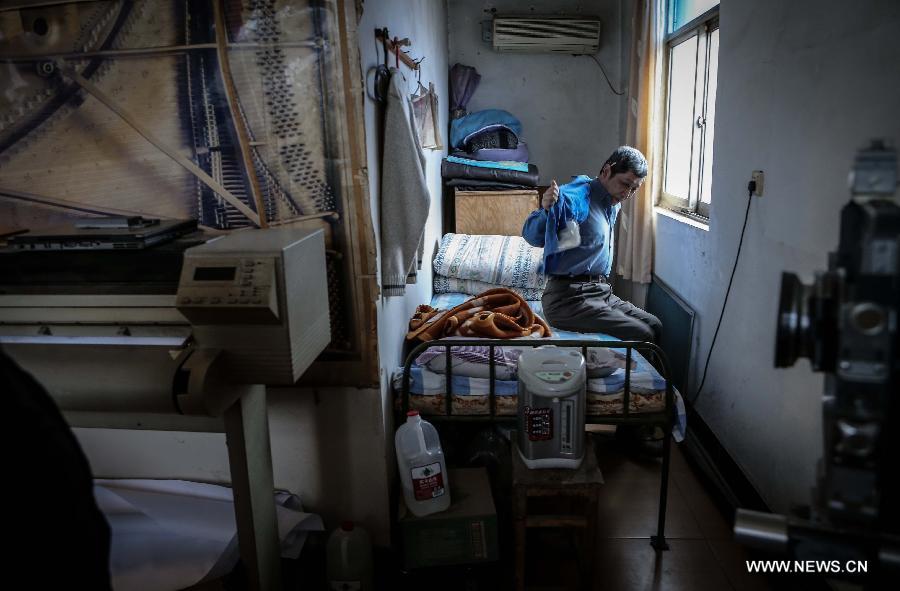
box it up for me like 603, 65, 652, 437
193, 266, 236, 281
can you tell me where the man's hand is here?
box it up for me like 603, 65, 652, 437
542, 180, 559, 211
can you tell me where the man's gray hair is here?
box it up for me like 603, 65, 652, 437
604, 146, 648, 178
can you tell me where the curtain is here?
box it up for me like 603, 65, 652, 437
616, 0, 665, 288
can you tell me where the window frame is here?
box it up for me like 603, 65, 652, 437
658, 3, 719, 220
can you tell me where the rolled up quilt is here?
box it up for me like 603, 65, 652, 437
441, 159, 540, 186
432, 233, 547, 290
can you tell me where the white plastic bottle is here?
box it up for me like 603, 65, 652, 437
326, 521, 373, 591
395, 410, 451, 516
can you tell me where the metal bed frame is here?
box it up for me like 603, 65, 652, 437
400, 338, 675, 550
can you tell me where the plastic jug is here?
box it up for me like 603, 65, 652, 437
395, 410, 451, 516
326, 521, 373, 591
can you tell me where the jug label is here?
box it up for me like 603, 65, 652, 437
524, 406, 553, 441
411, 462, 445, 500
329, 581, 360, 590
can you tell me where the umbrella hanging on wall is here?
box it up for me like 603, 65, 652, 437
449, 63, 481, 119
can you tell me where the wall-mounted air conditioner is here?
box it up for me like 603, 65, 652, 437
492, 16, 602, 54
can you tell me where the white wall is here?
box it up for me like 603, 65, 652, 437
654, 0, 900, 513
448, 0, 632, 183
356, 0, 450, 533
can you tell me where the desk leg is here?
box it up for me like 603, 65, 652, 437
224, 384, 283, 591
514, 487, 527, 591
584, 491, 599, 587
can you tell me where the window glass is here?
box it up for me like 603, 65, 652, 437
663, 35, 698, 201
669, 0, 718, 33
699, 27, 719, 206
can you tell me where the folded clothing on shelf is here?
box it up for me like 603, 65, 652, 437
452, 141, 529, 164
445, 155, 529, 172
445, 178, 533, 190
450, 109, 522, 150
465, 127, 518, 151
441, 159, 539, 187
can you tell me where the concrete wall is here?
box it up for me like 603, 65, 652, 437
654, 0, 900, 512
448, 0, 632, 184
357, 0, 450, 539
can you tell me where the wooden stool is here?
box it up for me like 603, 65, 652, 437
512, 433, 603, 591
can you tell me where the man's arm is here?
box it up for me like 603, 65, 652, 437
522, 180, 559, 247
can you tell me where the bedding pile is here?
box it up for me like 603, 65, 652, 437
396, 282, 687, 440
400, 234, 688, 439
441, 156, 539, 188
444, 108, 537, 189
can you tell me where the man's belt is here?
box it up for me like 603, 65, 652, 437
551, 273, 608, 284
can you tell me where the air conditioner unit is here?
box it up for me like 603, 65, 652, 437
492, 16, 602, 54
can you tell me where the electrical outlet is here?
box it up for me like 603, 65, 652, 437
481, 20, 493, 43
751, 170, 765, 196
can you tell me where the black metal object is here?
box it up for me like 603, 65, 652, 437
0, 233, 205, 295
738, 142, 900, 580
400, 337, 675, 549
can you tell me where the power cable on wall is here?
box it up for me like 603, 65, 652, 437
587, 54, 626, 95
690, 182, 756, 405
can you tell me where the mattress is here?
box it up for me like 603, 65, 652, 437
394, 293, 687, 440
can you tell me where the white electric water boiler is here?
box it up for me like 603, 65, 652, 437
516, 346, 586, 469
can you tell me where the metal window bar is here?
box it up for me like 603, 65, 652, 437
400, 337, 675, 549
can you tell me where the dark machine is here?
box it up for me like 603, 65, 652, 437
735, 140, 900, 583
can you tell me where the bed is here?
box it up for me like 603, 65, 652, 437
396, 292, 685, 435
390, 233, 686, 549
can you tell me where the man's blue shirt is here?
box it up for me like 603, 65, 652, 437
522, 176, 620, 277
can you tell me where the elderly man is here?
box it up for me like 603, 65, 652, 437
522, 145, 661, 343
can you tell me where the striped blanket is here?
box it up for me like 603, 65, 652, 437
407, 288, 551, 341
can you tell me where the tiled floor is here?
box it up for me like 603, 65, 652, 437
522, 435, 775, 591
193, 431, 817, 590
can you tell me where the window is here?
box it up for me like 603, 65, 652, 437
660, 0, 719, 219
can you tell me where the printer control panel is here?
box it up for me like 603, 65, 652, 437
176, 257, 279, 324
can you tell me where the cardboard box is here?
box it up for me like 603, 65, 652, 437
398, 467, 499, 569
454, 189, 539, 236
